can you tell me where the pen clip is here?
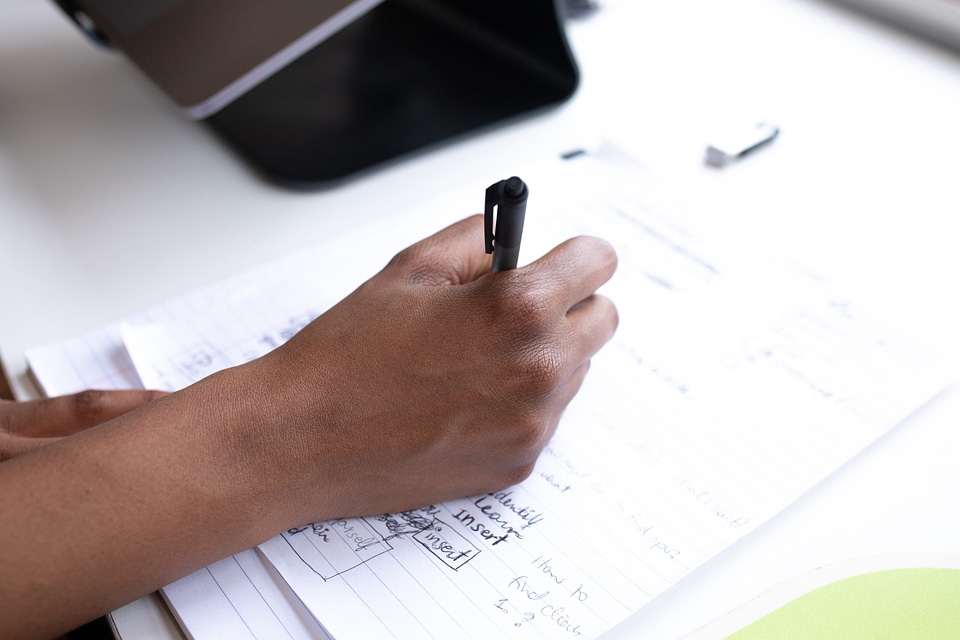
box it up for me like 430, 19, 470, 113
484, 181, 502, 255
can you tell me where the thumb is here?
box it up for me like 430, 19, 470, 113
385, 215, 492, 286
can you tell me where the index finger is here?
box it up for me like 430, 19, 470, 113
522, 235, 618, 310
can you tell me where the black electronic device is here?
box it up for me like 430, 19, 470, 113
52, 0, 580, 187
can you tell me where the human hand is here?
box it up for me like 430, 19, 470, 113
0, 217, 614, 639
0, 390, 166, 461
227, 214, 619, 529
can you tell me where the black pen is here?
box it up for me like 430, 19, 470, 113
484, 176, 528, 272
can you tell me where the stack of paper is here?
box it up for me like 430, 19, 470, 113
27, 148, 956, 640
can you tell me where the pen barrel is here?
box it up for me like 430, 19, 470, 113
491, 196, 527, 273
492, 243, 522, 272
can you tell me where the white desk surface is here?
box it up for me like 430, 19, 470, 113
3, 0, 960, 638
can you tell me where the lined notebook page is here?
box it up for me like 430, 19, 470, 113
26, 147, 956, 640
162, 548, 328, 640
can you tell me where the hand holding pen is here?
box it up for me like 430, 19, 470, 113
249, 212, 618, 520
0, 183, 618, 640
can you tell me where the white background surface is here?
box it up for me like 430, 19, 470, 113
2, 0, 960, 638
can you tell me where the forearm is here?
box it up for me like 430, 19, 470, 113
0, 367, 275, 640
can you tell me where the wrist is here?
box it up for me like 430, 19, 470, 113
189, 359, 328, 540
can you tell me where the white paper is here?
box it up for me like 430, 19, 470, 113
163, 549, 328, 640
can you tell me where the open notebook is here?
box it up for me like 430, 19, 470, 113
27, 147, 956, 640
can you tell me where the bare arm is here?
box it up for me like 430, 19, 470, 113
0, 215, 618, 639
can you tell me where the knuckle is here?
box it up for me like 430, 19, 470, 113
507, 416, 545, 453
498, 458, 538, 488
386, 242, 420, 268
68, 390, 109, 422
385, 243, 447, 286
488, 281, 556, 339
384, 244, 421, 275
492, 413, 552, 487
517, 344, 567, 394
486, 287, 570, 395
509, 286, 553, 328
